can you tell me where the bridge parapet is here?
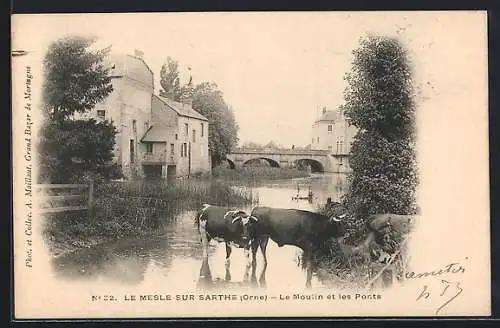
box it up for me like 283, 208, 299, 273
231, 148, 330, 156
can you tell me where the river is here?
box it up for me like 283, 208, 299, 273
52, 173, 348, 291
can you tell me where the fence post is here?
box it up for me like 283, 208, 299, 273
88, 181, 94, 219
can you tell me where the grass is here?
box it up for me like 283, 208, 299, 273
43, 179, 257, 257
212, 166, 310, 185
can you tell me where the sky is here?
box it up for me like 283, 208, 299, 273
13, 11, 487, 147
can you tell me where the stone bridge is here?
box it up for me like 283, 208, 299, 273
226, 148, 351, 173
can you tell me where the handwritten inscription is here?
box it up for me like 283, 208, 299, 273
409, 260, 467, 314
416, 279, 464, 314
24, 65, 33, 269
406, 262, 465, 280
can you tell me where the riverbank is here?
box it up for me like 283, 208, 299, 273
212, 166, 310, 184
43, 179, 257, 257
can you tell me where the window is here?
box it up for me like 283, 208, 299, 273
132, 120, 137, 133
146, 143, 153, 154
192, 129, 196, 143
312, 138, 314, 144
327, 124, 333, 132
170, 143, 175, 155
201, 123, 204, 137
184, 123, 188, 136
130, 140, 135, 163
328, 146, 332, 152
336, 141, 340, 154
339, 141, 344, 154
175, 134, 178, 140
97, 109, 105, 120
181, 143, 188, 157
184, 143, 188, 157
317, 137, 320, 143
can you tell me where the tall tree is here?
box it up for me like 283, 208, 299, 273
158, 57, 240, 167
39, 35, 118, 183
190, 82, 239, 167
42, 35, 113, 123
342, 35, 418, 223
159, 57, 182, 101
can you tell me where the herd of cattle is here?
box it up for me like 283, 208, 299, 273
194, 204, 416, 288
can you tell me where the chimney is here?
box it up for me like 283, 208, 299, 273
134, 49, 144, 59
322, 106, 327, 114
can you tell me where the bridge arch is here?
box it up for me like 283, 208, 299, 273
242, 157, 280, 168
293, 158, 325, 173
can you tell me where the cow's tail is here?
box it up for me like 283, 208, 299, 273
195, 204, 211, 228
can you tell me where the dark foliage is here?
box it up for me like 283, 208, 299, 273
39, 35, 119, 183
38, 119, 119, 183
342, 35, 418, 223
42, 35, 113, 123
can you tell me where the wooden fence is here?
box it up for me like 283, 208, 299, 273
35, 183, 94, 215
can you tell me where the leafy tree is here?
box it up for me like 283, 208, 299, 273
158, 58, 239, 168
342, 35, 418, 227
241, 141, 263, 149
39, 35, 118, 183
39, 120, 119, 183
190, 82, 239, 167
159, 57, 182, 101
263, 141, 283, 150
42, 35, 113, 123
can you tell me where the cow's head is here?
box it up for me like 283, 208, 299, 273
327, 213, 347, 237
229, 211, 259, 248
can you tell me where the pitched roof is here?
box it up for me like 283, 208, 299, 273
155, 95, 208, 121
315, 110, 338, 123
104, 53, 154, 89
141, 125, 176, 142
151, 95, 176, 126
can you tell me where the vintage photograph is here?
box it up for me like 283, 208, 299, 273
12, 11, 490, 318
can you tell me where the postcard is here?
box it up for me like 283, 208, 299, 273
11, 11, 490, 319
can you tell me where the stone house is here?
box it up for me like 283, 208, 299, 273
311, 106, 357, 171
81, 50, 210, 179
141, 95, 210, 179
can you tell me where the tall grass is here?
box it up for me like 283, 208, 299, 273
212, 166, 310, 185
43, 179, 257, 257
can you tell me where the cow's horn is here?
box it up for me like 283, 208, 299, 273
331, 213, 346, 222
331, 216, 342, 222
232, 216, 242, 224
250, 215, 258, 221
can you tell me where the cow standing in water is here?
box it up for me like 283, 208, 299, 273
249, 206, 346, 288
195, 204, 258, 281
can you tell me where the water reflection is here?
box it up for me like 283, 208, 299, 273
52, 173, 348, 290
196, 255, 268, 291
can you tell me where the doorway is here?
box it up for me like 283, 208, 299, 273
167, 165, 177, 181
143, 165, 162, 178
